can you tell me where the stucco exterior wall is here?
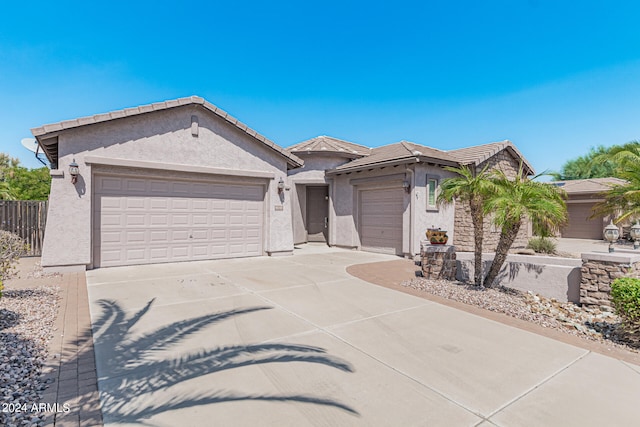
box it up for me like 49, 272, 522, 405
332, 174, 358, 248
41, 106, 293, 269
453, 150, 531, 252
288, 155, 351, 245
330, 167, 410, 253
457, 252, 582, 303
412, 163, 457, 255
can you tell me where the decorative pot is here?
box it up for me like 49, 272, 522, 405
429, 230, 448, 245
426, 228, 440, 240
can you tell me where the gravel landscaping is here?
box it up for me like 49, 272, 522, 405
403, 277, 640, 353
0, 285, 60, 427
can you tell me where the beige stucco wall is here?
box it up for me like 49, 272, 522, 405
41, 106, 293, 269
412, 163, 457, 254
326, 163, 460, 257
330, 168, 409, 253
288, 154, 350, 245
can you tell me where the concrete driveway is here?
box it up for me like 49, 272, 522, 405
86, 245, 640, 427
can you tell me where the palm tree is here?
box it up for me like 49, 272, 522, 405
591, 142, 640, 223
438, 164, 494, 286
483, 166, 567, 288
592, 141, 640, 170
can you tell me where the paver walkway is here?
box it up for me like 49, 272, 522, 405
5, 258, 102, 427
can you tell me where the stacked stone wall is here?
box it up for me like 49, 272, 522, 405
452, 150, 530, 252
580, 259, 640, 307
420, 243, 456, 280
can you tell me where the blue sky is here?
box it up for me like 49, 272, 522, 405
1, 1, 639, 177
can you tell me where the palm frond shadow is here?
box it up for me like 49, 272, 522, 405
93, 299, 359, 423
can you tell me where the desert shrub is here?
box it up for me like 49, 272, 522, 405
611, 277, 640, 324
0, 231, 27, 293
526, 237, 557, 254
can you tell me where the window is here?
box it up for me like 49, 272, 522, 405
427, 177, 438, 210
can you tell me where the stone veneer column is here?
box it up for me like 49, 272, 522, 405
580, 252, 640, 307
420, 240, 457, 280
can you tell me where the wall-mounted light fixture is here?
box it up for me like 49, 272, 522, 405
277, 178, 285, 194
402, 180, 411, 193
69, 159, 79, 184
603, 221, 620, 253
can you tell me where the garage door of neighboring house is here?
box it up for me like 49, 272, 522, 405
563, 203, 603, 239
359, 187, 404, 255
93, 174, 265, 267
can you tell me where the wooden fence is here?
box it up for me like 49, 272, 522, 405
0, 200, 48, 256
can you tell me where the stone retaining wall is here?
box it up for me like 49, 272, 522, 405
580, 253, 640, 307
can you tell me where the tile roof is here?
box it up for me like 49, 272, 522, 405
447, 140, 534, 175
31, 96, 303, 168
330, 141, 458, 172
550, 177, 628, 194
286, 136, 370, 158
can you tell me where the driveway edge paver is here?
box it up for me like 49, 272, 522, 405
41, 271, 103, 427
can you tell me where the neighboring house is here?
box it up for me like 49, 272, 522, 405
32, 96, 534, 271
553, 177, 627, 239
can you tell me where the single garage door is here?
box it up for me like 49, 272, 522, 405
359, 187, 404, 255
94, 174, 264, 267
563, 203, 603, 239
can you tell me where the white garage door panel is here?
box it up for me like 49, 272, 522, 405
359, 187, 404, 255
94, 175, 265, 267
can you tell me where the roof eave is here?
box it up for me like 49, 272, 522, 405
289, 150, 368, 160
326, 155, 457, 175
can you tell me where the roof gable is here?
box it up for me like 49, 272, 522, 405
31, 96, 303, 168
287, 135, 370, 158
329, 140, 457, 173
447, 140, 535, 175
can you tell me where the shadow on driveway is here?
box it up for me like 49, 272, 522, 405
92, 299, 359, 424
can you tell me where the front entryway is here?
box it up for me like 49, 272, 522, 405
306, 186, 329, 242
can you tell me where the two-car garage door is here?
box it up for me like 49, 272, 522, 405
94, 174, 265, 267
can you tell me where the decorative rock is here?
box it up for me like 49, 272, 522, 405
0, 286, 60, 427
402, 277, 632, 352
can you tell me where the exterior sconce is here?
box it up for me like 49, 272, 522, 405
69, 159, 79, 184
630, 221, 640, 250
603, 221, 620, 253
402, 180, 411, 193
277, 178, 285, 194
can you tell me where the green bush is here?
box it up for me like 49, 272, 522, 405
611, 277, 640, 324
526, 237, 557, 254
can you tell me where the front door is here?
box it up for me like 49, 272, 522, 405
306, 186, 329, 242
